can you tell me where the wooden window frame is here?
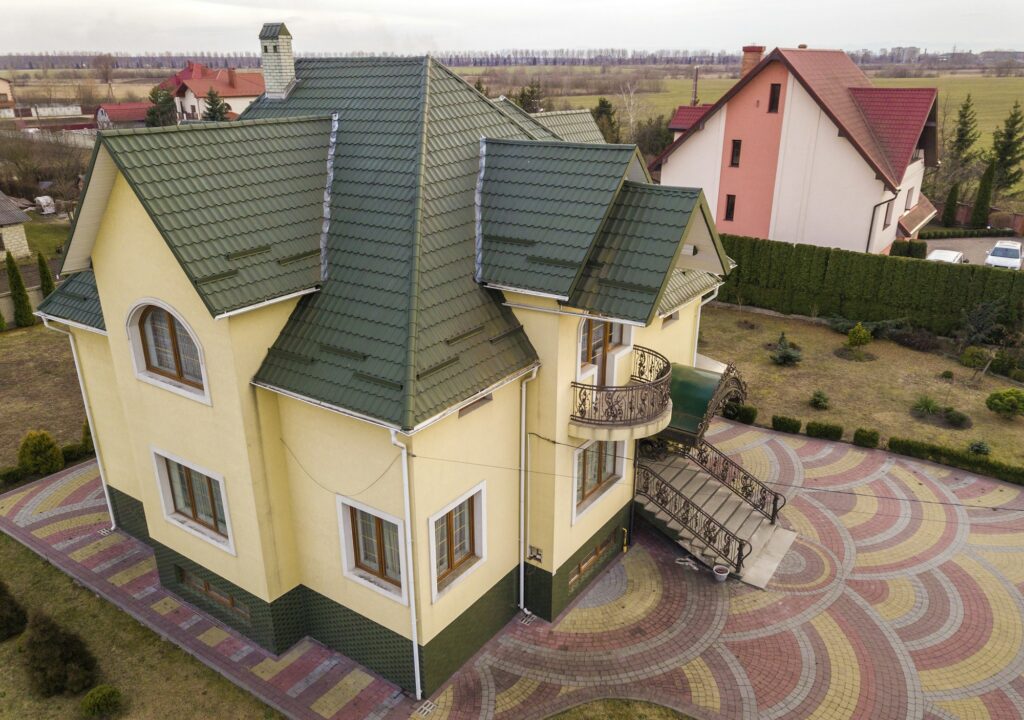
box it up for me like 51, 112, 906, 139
139, 306, 203, 389
568, 530, 617, 588
166, 458, 227, 537
580, 319, 624, 383
350, 507, 401, 587
435, 496, 476, 584
576, 441, 618, 507
768, 83, 781, 113
174, 566, 250, 621
730, 139, 742, 167
725, 194, 737, 222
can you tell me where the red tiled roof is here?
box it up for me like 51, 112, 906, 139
96, 102, 150, 123
652, 48, 937, 191
160, 62, 265, 99
668, 104, 714, 131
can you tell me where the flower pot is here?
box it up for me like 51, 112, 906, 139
712, 565, 730, 583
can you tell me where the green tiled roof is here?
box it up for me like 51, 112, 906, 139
36, 270, 105, 331
569, 183, 702, 323
242, 58, 539, 429
532, 109, 606, 144
91, 116, 332, 316
490, 98, 561, 141
657, 269, 721, 316
477, 139, 637, 297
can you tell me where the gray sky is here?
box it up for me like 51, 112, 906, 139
0, 0, 1020, 54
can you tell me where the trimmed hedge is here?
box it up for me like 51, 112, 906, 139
888, 437, 1024, 485
62, 443, 93, 465
771, 415, 802, 433
918, 227, 1015, 240
0, 465, 28, 487
890, 240, 927, 258
717, 234, 1024, 336
853, 428, 880, 448
806, 421, 843, 440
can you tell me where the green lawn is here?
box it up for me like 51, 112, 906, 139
23, 216, 70, 260
0, 324, 86, 467
0, 533, 282, 720
699, 305, 1024, 466
548, 699, 692, 719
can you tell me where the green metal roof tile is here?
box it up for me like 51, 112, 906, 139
657, 269, 722, 316
531, 109, 607, 144
489, 98, 562, 141
36, 271, 105, 330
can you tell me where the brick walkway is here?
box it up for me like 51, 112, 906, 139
3, 420, 1024, 719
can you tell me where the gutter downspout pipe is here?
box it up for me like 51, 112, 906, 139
389, 429, 422, 701
518, 366, 539, 613
40, 316, 115, 530
866, 191, 898, 253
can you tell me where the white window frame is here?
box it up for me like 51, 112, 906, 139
151, 447, 235, 556
126, 298, 211, 406
571, 440, 624, 526
427, 481, 487, 604
336, 496, 409, 605
575, 318, 634, 383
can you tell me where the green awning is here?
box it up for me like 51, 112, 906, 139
668, 363, 725, 436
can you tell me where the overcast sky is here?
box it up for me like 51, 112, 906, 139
1, 0, 1020, 54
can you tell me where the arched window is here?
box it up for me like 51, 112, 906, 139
138, 306, 203, 389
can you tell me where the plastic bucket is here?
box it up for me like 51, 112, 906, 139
712, 565, 730, 582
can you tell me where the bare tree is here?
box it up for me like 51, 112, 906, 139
618, 81, 644, 142
91, 54, 115, 84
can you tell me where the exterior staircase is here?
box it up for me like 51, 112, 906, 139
635, 438, 796, 588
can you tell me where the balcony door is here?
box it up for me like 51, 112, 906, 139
580, 319, 624, 386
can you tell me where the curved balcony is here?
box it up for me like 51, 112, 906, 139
569, 345, 673, 441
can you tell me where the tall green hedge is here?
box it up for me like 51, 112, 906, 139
717, 234, 1024, 336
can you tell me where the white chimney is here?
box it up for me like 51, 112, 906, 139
260, 23, 295, 99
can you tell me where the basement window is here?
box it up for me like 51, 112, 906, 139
175, 566, 250, 621
725, 194, 737, 222
568, 530, 618, 589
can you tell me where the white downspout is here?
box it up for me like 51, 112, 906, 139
41, 317, 115, 530
389, 429, 422, 700
518, 366, 539, 613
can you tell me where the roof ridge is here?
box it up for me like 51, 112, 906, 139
620, 180, 701, 195
846, 88, 899, 182
534, 108, 591, 116
99, 114, 331, 138
484, 137, 635, 151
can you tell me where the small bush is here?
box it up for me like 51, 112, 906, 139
81, 422, 94, 454
0, 579, 28, 641
943, 408, 972, 429
769, 332, 802, 366
810, 390, 830, 410
1011, 369, 1024, 383
960, 346, 991, 369
986, 388, 1024, 418
969, 440, 991, 456
22, 613, 98, 696
846, 322, 872, 349
990, 350, 1020, 377
81, 684, 124, 719
0, 465, 29, 487
912, 395, 940, 416
18, 431, 65, 476
61, 444, 91, 465
734, 404, 758, 424
853, 428, 880, 448
888, 437, 1024, 485
888, 327, 940, 352
806, 422, 843, 440
772, 415, 802, 433
940, 370, 954, 380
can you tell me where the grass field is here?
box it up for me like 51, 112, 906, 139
0, 533, 281, 720
0, 324, 85, 467
699, 305, 1024, 466
547, 699, 691, 719
24, 216, 70, 259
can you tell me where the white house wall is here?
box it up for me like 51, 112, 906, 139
658, 107, 727, 218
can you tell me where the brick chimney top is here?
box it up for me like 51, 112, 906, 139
741, 45, 765, 77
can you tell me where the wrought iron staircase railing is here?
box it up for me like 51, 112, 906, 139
635, 462, 751, 574
668, 437, 786, 524
570, 345, 671, 428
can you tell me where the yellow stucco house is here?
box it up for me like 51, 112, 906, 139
37, 24, 788, 698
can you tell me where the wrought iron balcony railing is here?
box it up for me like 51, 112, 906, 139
570, 345, 671, 428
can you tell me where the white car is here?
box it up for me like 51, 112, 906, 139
984, 240, 1022, 271
925, 249, 968, 264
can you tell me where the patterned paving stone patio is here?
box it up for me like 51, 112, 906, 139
2, 420, 1024, 719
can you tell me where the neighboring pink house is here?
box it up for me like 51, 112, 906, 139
652, 46, 939, 254
160, 62, 265, 121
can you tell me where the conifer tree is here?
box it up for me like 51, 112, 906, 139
514, 80, 543, 113
941, 183, 959, 227
591, 97, 620, 143
971, 161, 995, 228
5, 251, 34, 327
145, 86, 177, 127
949, 94, 980, 171
201, 88, 230, 121
991, 101, 1024, 195
36, 252, 55, 298
472, 77, 489, 98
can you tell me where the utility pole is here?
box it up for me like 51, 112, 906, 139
691, 66, 700, 106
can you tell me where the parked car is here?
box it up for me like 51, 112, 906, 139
925, 249, 968, 264
984, 240, 1023, 271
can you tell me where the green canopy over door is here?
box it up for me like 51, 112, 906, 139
666, 362, 747, 439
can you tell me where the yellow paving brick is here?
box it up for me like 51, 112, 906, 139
31, 512, 110, 538
310, 669, 373, 718
34, 468, 99, 514
935, 697, 990, 719
841, 492, 879, 530
808, 612, 860, 720
730, 588, 784, 615
779, 504, 820, 546
150, 596, 181, 615
495, 677, 540, 714
68, 533, 124, 562
250, 640, 314, 680
198, 626, 230, 647
680, 657, 721, 712
855, 469, 947, 569
874, 577, 918, 622
108, 557, 155, 587
962, 484, 1021, 509
557, 548, 660, 634
0, 486, 37, 517
428, 686, 454, 720
975, 549, 1024, 586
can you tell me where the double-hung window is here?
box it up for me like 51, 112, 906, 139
165, 457, 228, 537
351, 508, 402, 586
434, 496, 475, 583
576, 441, 620, 507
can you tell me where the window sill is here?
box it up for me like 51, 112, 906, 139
573, 475, 620, 526
136, 370, 211, 406
165, 512, 235, 556
345, 567, 407, 605
433, 555, 482, 603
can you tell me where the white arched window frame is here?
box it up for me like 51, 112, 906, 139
126, 299, 211, 405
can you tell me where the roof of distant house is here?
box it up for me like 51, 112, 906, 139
667, 104, 714, 132
652, 48, 937, 191
160, 61, 265, 99
530, 109, 606, 143
0, 190, 31, 226
96, 102, 151, 123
